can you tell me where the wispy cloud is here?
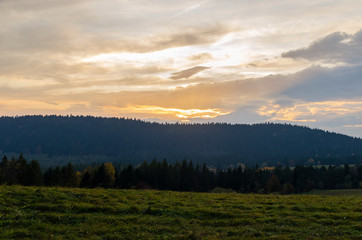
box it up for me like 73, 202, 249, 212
188, 52, 214, 62
168, 0, 211, 20
258, 100, 362, 122
170, 66, 210, 80
103, 105, 230, 122
1, 0, 362, 137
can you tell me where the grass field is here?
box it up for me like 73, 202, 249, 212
0, 186, 361, 239
307, 189, 362, 196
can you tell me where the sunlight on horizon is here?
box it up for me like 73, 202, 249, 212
1, 0, 362, 137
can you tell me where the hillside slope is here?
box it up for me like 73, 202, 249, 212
0, 115, 361, 167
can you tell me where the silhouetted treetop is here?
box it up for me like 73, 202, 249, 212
0, 115, 361, 167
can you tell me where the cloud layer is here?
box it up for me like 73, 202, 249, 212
282, 30, 362, 64
1, 1, 362, 137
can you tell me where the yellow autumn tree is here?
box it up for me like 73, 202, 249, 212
94, 162, 116, 188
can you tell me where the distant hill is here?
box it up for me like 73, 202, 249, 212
0, 115, 361, 167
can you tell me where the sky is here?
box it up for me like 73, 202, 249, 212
1, 0, 362, 137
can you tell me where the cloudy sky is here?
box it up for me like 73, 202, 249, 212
1, 0, 362, 137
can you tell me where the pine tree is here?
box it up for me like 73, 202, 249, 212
267, 174, 282, 193
93, 163, 116, 188
62, 163, 78, 187
25, 160, 43, 186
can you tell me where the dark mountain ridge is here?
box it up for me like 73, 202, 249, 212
0, 115, 361, 167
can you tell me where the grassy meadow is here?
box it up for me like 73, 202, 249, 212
0, 186, 361, 239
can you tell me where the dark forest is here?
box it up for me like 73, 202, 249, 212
1, 115, 362, 168
1, 154, 361, 194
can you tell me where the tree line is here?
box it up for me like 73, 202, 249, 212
1, 154, 361, 194
1, 115, 362, 168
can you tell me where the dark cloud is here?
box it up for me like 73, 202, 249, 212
281, 65, 362, 102
170, 66, 210, 80
282, 30, 362, 64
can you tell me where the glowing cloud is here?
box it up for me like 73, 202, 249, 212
258, 101, 362, 122
104, 105, 230, 121
1, 0, 362, 137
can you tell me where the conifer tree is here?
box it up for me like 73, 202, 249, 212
267, 174, 282, 193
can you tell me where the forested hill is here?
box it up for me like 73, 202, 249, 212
0, 115, 361, 167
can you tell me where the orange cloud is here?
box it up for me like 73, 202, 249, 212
343, 125, 362, 128
258, 100, 362, 122
103, 105, 230, 121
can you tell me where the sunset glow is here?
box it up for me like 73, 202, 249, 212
103, 105, 230, 122
1, 0, 362, 137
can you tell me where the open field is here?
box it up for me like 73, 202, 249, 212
307, 189, 362, 196
0, 186, 361, 239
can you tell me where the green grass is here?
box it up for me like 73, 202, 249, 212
0, 186, 361, 239
306, 189, 362, 196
